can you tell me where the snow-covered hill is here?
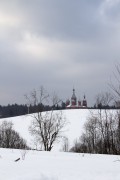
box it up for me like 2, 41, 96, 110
0, 109, 91, 150
0, 109, 120, 180
0, 148, 120, 180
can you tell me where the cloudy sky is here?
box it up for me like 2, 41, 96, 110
0, 0, 120, 106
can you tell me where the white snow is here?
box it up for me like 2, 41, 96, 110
0, 148, 120, 180
0, 109, 120, 180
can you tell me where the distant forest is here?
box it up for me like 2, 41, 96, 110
0, 102, 66, 118
0, 104, 28, 118
0, 102, 118, 119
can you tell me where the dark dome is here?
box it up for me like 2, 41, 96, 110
71, 88, 77, 100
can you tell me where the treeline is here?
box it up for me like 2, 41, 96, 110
0, 102, 119, 119
0, 104, 28, 118
0, 103, 66, 118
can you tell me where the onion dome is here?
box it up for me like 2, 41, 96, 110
71, 88, 77, 100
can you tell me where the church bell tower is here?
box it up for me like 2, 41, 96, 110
71, 88, 77, 106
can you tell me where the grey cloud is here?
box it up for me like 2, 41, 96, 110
101, 0, 120, 21
12, 0, 104, 41
0, 0, 119, 105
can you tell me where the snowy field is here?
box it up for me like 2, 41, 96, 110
0, 109, 91, 150
0, 148, 120, 180
0, 109, 118, 150
0, 109, 120, 180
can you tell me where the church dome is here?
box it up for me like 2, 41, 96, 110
71, 88, 77, 106
71, 88, 77, 100
82, 95, 87, 107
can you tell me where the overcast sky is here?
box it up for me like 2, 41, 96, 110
0, 0, 120, 106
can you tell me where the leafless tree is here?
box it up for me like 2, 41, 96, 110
95, 92, 113, 108
62, 137, 69, 152
26, 86, 67, 151
71, 108, 120, 154
109, 63, 120, 106
0, 121, 28, 149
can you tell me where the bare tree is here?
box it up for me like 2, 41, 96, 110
0, 121, 28, 149
62, 137, 69, 152
26, 86, 67, 151
95, 92, 113, 108
109, 63, 120, 106
71, 108, 120, 155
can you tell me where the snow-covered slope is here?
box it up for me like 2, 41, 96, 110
0, 109, 120, 180
0, 148, 120, 180
0, 109, 91, 150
